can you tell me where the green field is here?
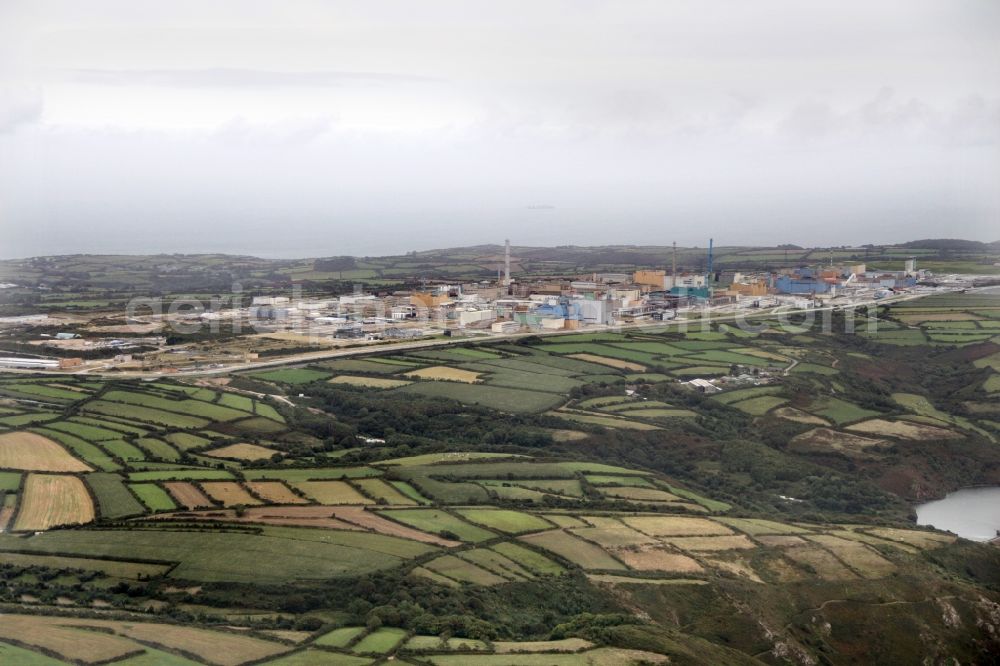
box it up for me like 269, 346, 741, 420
243, 467, 380, 482
135, 438, 181, 461
82, 401, 210, 429
712, 386, 782, 404
101, 439, 148, 462
350, 627, 407, 654
250, 368, 332, 385
394, 382, 564, 413
314, 626, 366, 648
422, 554, 509, 586
101, 390, 250, 422
491, 541, 566, 575
389, 481, 431, 504
404, 635, 489, 652
2, 383, 86, 401
163, 432, 212, 450
86, 472, 145, 519
790, 362, 839, 375
519, 530, 626, 570
729, 395, 788, 416
253, 402, 285, 422
217, 392, 255, 412
669, 366, 730, 376
128, 469, 236, 482
620, 408, 697, 418
548, 411, 661, 430
0, 526, 435, 583
601, 400, 673, 412
584, 474, 653, 487
454, 509, 553, 534
33, 428, 121, 471
807, 396, 881, 424
380, 509, 496, 542
378, 452, 524, 466
0, 641, 70, 665
0, 412, 59, 427
575, 395, 632, 409
0, 472, 20, 492
45, 420, 126, 442
129, 483, 177, 512
70, 416, 149, 436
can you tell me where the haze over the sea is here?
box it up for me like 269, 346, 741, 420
1, 0, 998, 258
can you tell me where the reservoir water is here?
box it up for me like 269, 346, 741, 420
915, 486, 1000, 542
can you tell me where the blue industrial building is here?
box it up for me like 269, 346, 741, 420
774, 275, 832, 294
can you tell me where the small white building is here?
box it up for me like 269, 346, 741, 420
491, 321, 520, 334
685, 378, 721, 393
458, 309, 496, 326
251, 296, 290, 306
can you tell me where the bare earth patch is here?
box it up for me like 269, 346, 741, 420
329, 375, 412, 389
613, 545, 705, 572
203, 443, 280, 461
845, 419, 960, 440
789, 427, 889, 458
245, 481, 308, 504
622, 516, 734, 537
329, 506, 461, 546
774, 407, 829, 425
567, 353, 646, 372
13, 474, 94, 531
701, 555, 764, 583
549, 429, 590, 442
663, 535, 756, 551
201, 481, 263, 507
863, 527, 955, 549
165, 481, 215, 509
805, 535, 896, 578
0, 431, 92, 472
782, 544, 859, 581
404, 366, 481, 383
756, 535, 809, 548
149, 506, 362, 531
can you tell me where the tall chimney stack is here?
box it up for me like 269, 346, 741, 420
504, 239, 511, 289
671, 241, 677, 290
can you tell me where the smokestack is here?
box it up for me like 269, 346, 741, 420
504, 239, 511, 288
707, 238, 714, 295
672, 241, 677, 290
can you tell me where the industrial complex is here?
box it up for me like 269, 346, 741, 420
0, 239, 984, 375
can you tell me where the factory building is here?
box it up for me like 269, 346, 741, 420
491, 321, 520, 334
724, 281, 769, 297
251, 296, 290, 306
457, 308, 495, 326
774, 274, 833, 295
0, 357, 61, 369
633, 270, 666, 290
410, 292, 452, 308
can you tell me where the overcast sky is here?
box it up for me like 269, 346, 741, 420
1, 1, 998, 259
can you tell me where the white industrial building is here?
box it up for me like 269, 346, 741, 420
0, 357, 60, 369
457, 309, 496, 326
491, 321, 520, 334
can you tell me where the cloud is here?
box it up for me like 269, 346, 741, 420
0, 88, 42, 133
212, 115, 335, 145
58, 68, 440, 89
779, 88, 1000, 146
